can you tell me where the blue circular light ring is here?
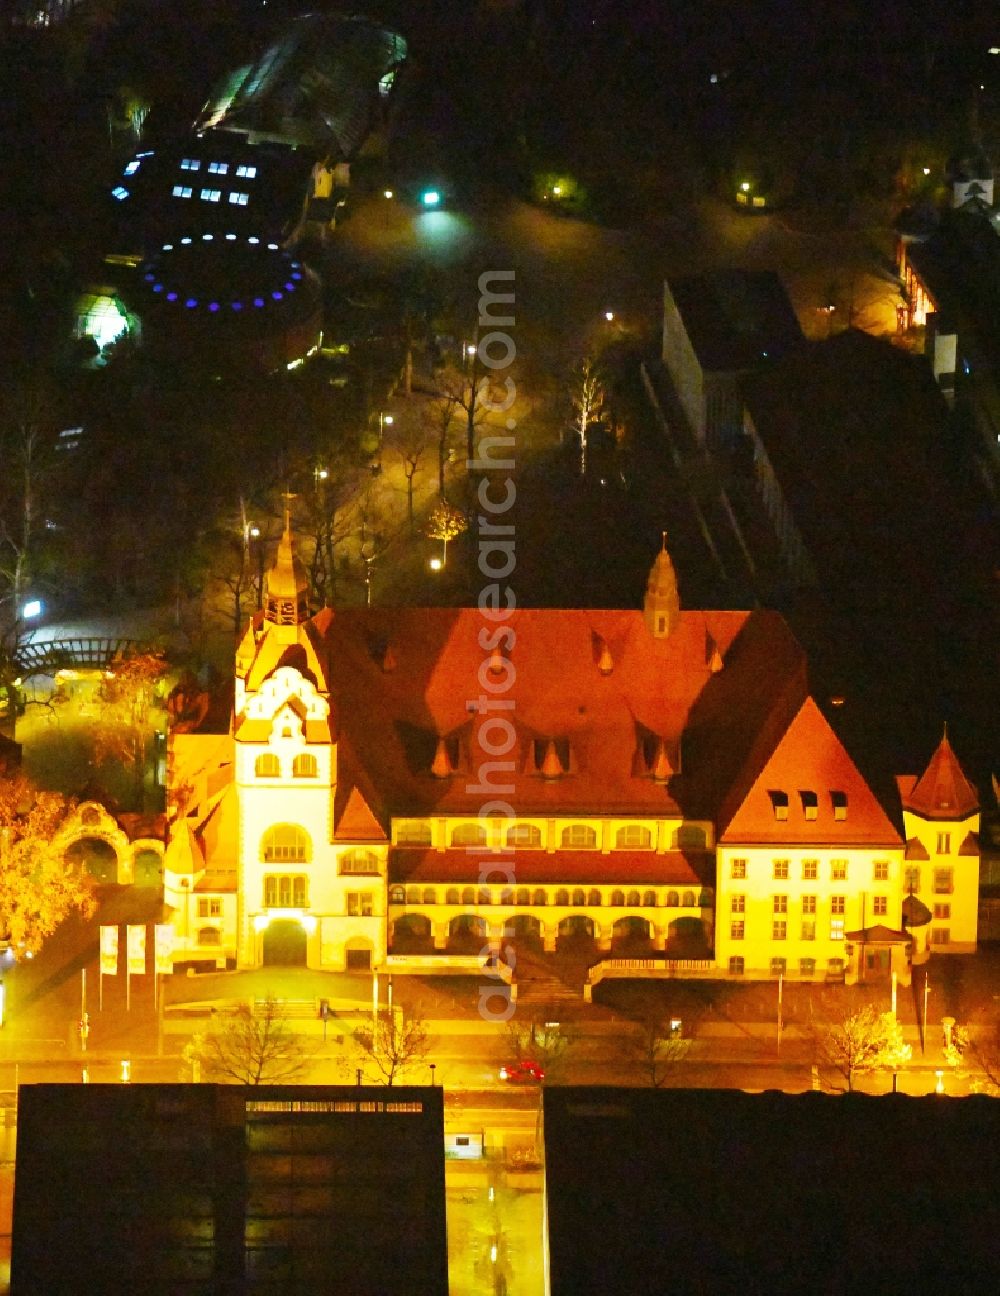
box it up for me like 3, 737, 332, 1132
208, 302, 220, 312
166, 292, 178, 302
152, 284, 164, 293
272, 291, 283, 300
253, 298, 265, 308
185, 298, 198, 309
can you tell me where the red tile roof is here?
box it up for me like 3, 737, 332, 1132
720, 697, 902, 847
322, 607, 807, 826
901, 732, 978, 820
335, 785, 387, 842
388, 848, 714, 887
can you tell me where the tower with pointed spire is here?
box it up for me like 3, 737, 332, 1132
644, 531, 681, 639
264, 495, 311, 639
897, 727, 980, 954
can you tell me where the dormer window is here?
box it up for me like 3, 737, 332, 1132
769, 791, 789, 821
831, 791, 847, 821
800, 791, 818, 820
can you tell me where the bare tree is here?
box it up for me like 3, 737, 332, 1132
184, 999, 314, 1085
620, 996, 691, 1087
353, 1006, 429, 1086
944, 1017, 1000, 1094
815, 1006, 911, 1092
503, 1006, 576, 1081
389, 418, 434, 533
570, 357, 605, 476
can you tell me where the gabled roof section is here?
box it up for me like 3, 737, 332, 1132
901, 732, 979, 820
163, 819, 205, 876
905, 836, 930, 860
720, 697, 901, 847
335, 785, 387, 843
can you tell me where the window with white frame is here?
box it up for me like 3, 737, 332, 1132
773, 895, 787, 914
830, 918, 844, 941
562, 824, 597, 848
831, 859, 848, 880
873, 860, 889, 881
873, 896, 888, 917
616, 824, 652, 849
802, 859, 818, 880
730, 920, 745, 941
729, 955, 745, 975
396, 821, 432, 846
731, 858, 747, 879
340, 850, 379, 875
198, 898, 222, 918
731, 894, 745, 913
263, 875, 307, 907
506, 823, 542, 848
830, 895, 845, 914
347, 891, 374, 917
773, 859, 789, 880
802, 895, 817, 914
261, 824, 310, 863
772, 920, 787, 940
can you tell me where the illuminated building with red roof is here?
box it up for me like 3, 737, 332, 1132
163, 523, 981, 986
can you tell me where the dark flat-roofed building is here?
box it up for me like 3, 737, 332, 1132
543, 1086, 1000, 1296
661, 269, 805, 450
12, 1084, 447, 1296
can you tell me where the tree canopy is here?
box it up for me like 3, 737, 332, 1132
0, 772, 96, 954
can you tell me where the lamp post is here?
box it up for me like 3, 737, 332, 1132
374, 412, 393, 474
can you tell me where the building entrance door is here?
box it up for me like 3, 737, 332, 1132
262, 919, 307, 966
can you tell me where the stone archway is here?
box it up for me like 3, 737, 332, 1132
262, 919, 308, 966
58, 802, 131, 884
391, 914, 433, 953
64, 837, 119, 885
611, 915, 652, 954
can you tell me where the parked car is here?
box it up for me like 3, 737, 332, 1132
499, 1059, 545, 1084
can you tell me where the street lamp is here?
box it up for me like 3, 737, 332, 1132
429, 556, 443, 572
373, 411, 393, 474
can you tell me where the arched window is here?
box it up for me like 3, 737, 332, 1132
255, 753, 280, 778
389, 885, 405, 904
533, 889, 547, 906
666, 890, 679, 907
198, 926, 220, 946
452, 822, 487, 847
588, 888, 601, 907
340, 850, 379, 875
292, 753, 318, 778
507, 823, 542, 848
616, 824, 652, 849
261, 824, 310, 863
561, 824, 597, 849
643, 890, 657, 908
446, 888, 460, 904
478, 887, 492, 906
555, 888, 569, 906
500, 888, 514, 906
515, 887, 530, 906
627, 889, 641, 907
462, 887, 475, 905
406, 887, 421, 905
397, 821, 432, 846
610, 889, 625, 907
698, 889, 712, 908
572, 888, 586, 907
682, 890, 696, 908
422, 887, 436, 905
673, 825, 707, 850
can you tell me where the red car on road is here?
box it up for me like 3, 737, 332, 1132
499, 1060, 545, 1083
